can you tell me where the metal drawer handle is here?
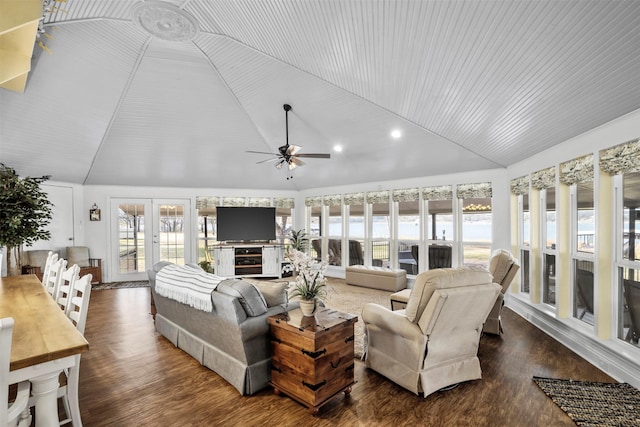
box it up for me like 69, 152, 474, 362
301, 348, 327, 359
345, 363, 355, 372
344, 335, 355, 343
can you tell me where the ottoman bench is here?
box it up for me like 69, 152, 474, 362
389, 288, 411, 310
345, 265, 407, 292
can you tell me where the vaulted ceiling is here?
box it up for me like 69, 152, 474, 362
1, 0, 639, 190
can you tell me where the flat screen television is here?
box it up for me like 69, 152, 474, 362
216, 207, 276, 242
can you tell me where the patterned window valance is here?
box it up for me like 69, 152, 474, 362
392, 188, 420, 202
599, 138, 640, 176
195, 196, 219, 209
510, 176, 529, 195
322, 195, 342, 206
366, 190, 389, 204
531, 167, 556, 190
305, 196, 323, 207
456, 182, 492, 199
274, 197, 295, 209
560, 154, 593, 185
343, 192, 365, 206
222, 197, 246, 207
422, 185, 453, 200
248, 197, 271, 207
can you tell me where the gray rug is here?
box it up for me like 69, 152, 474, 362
93, 281, 149, 290
533, 376, 640, 426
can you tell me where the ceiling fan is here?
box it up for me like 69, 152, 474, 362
247, 104, 331, 171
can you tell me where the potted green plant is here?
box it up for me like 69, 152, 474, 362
0, 163, 53, 276
286, 249, 327, 316
289, 228, 309, 252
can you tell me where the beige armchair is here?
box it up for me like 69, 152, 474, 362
362, 267, 501, 397
483, 249, 520, 335
66, 246, 102, 285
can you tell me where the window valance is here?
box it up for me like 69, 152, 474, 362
305, 196, 323, 207
456, 182, 492, 199
531, 167, 556, 190
248, 197, 271, 207
322, 195, 342, 206
560, 154, 593, 185
222, 197, 246, 207
510, 176, 529, 195
195, 196, 219, 209
366, 190, 389, 204
392, 188, 420, 202
422, 185, 453, 200
274, 197, 295, 209
343, 192, 365, 206
599, 138, 640, 176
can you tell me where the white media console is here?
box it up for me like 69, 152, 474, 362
213, 244, 282, 278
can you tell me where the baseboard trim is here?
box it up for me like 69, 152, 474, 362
507, 296, 640, 389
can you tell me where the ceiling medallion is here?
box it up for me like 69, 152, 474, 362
132, 1, 199, 42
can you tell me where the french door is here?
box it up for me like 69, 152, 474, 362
111, 198, 191, 282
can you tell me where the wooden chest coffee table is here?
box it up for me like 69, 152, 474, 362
268, 307, 358, 414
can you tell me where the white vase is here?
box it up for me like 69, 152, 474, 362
299, 298, 318, 316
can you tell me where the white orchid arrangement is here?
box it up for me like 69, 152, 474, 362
286, 249, 328, 301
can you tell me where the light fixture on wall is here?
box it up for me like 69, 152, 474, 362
89, 203, 101, 221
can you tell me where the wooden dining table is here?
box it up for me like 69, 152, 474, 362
0, 274, 89, 427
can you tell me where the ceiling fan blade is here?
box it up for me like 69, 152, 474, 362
289, 157, 305, 169
256, 157, 281, 164
246, 150, 278, 155
294, 153, 331, 159
286, 145, 302, 156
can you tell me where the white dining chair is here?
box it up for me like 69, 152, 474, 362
44, 258, 67, 300
41, 251, 59, 286
57, 264, 81, 314
59, 273, 92, 426
1, 317, 32, 427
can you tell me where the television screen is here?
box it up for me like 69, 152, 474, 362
216, 207, 276, 242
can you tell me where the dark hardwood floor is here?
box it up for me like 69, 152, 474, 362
75, 286, 614, 426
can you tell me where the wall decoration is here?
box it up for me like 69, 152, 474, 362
89, 203, 101, 221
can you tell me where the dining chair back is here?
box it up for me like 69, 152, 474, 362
59, 274, 93, 426
66, 273, 93, 335
44, 258, 67, 301
41, 251, 59, 286
57, 264, 81, 314
1, 317, 32, 427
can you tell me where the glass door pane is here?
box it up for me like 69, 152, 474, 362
154, 201, 190, 266
118, 202, 147, 274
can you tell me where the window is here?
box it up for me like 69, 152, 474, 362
519, 193, 530, 293
397, 199, 420, 274
347, 203, 365, 266
196, 206, 216, 266
543, 187, 557, 306
327, 202, 343, 266
370, 196, 391, 268
275, 206, 293, 245
618, 171, 640, 347
573, 180, 595, 324
461, 197, 492, 267
309, 205, 322, 260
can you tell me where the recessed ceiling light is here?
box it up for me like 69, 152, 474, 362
333, 145, 343, 152
391, 129, 402, 139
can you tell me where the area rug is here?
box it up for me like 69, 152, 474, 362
533, 376, 640, 426
93, 281, 150, 290
322, 278, 392, 359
